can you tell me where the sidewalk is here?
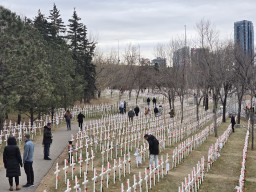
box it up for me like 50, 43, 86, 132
0, 122, 78, 192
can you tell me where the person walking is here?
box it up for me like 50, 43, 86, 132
154, 107, 159, 117
231, 115, 236, 132
152, 97, 157, 107
144, 134, 159, 169
64, 110, 73, 130
128, 108, 135, 122
3, 136, 22, 191
23, 134, 34, 188
77, 112, 85, 131
146, 97, 151, 106
43, 123, 52, 160
134, 105, 140, 116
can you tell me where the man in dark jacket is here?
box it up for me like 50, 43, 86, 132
77, 112, 85, 131
144, 134, 159, 169
43, 123, 52, 160
152, 97, 157, 107
147, 97, 151, 106
134, 105, 140, 116
128, 108, 135, 122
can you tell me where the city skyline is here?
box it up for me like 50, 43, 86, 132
1, 0, 256, 60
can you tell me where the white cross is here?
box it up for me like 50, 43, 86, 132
82, 172, 89, 192
70, 156, 76, 180
73, 175, 80, 191
64, 179, 72, 192
78, 152, 83, 177
54, 163, 60, 189
63, 159, 69, 184
91, 168, 98, 192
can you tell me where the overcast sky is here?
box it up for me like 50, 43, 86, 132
1, 0, 256, 59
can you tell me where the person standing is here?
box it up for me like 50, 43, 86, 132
23, 134, 34, 187
146, 97, 151, 106
64, 110, 73, 130
152, 97, 157, 107
231, 115, 236, 132
134, 105, 140, 116
144, 134, 159, 169
128, 108, 135, 122
43, 123, 52, 160
123, 101, 127, 114
3, 136, 22, 191
77, 112, 85, 131
154, 107, 159, 117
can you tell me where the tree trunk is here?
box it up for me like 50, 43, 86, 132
129, 90, 132, 100
51, 106, 54, 123
213, 90, 219, 137
17, 113, 21, 125
98, 90, 101, 98
237, 97, 242, 124
180, 96, 184, 123
30, 107, 34, 127
222, 98, 226, 123
135, 89, 140, 105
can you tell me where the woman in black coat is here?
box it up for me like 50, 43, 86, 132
3, 136, 22, 191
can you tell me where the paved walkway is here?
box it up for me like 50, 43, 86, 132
0, 121, 79, 192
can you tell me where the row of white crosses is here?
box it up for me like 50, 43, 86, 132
172, 116, 222, 169
52, 97, 212, 190
235, 119, 250, 192
72, 103, 119, 119
121, 154, 170, 192
0, 113, 60, 147
207, 123, 232, 171
178, 156, 205, 192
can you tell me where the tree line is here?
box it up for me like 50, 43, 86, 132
0, 4, 96, 128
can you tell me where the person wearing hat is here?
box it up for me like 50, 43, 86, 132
144, 134, 159, 169
43, 123, 52, 160
23, 134, 34, 187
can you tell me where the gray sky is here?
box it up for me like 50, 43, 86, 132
1, 0, 256, 59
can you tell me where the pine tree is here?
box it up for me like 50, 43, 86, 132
48, 3, 66, 40
34, 9, 50, 41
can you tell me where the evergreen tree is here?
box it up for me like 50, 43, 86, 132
48, 3, 66, 40
34, 9, 50, 41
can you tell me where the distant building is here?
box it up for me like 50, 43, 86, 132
190, 48, 209, 67
173, 46, 190, 67
151, 57, 166, 68
234, 20, 254, 58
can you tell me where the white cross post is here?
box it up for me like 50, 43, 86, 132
64, 179, 72, 192
99, 165, 105, 192
71, 156, 76, 180
91, 149, 95, 171
54, 163, 60, 189
73, 175, 80, 192
138, 172, 143, 192
132, 174, 137, 192
118, 157, 122, 181
92, 168, 98, 192
82, 172, 89, 192
113, 159, 117, 184
144, 168, 149, 192
78, 152, 83, 177
63, 159, 69, 184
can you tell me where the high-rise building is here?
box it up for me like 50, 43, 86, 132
234, 20, 254, 57
173, 46, 190, 67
